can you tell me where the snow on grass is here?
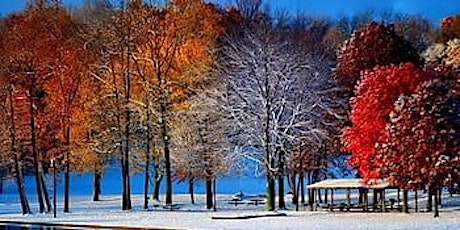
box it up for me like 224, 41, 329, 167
0, 192, 459, 230
1, 170, 460, 229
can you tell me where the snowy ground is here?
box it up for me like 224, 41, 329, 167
1, 192, 460, 230
1, 170, 459, 229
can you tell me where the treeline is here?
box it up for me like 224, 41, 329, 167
0, 0, 458, 216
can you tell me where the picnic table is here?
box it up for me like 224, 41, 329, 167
247, 197, 265, 206
228, 197, 245, 206
227, 193, 266, 206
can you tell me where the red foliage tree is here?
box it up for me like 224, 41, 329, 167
342, 63, 429, 181
335, 22, 422, 91
377, 69, 460, 190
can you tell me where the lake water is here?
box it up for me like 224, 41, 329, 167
0, 168, 270, 204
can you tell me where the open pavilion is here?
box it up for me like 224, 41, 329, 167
307, 178, 399, 212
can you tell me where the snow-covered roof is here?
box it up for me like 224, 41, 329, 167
307, 178, 390, 189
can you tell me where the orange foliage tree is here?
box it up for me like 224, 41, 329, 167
130, 0, 224, 206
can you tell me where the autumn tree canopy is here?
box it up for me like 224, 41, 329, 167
335, 22, 422, 91
377, 70, 460, 190
342, 63, 429, 181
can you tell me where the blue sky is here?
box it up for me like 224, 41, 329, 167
1, 0, 459, 24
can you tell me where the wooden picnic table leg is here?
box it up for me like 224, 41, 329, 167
346, 188, 351, 211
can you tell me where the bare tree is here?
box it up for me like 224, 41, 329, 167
217, 16, 340, 210
171, 84, 232, 209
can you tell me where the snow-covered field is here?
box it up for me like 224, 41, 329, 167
1, 170, 460, 229
1, 192, 460, 230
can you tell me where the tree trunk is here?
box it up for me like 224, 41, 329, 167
143, 153, 150, 210
308, 172, 313, 207
278, 174, 285, 209
30, 99, 45, 213
188, 178, 195, 205
213, 178, 217, 211
9, 91, 31, 214
123, 103, 132, 210
152, 163, 163, 201
40, 173, 52, 213
291, 172, 297, 206
300, 172, 305, 204
206, 178, 213, 209
438, 187, 442, 207
277, 150, 285, 210
64, 124, 70, 213
295, 172, 302, 211
13, 152, 31, 214
266, 175, 275, 211
434, 186, 439, 217
414, 190, 418, 212
427, 186, 433, 212
0, 169, 3, 194
160, 102, 173, 206
144, 97, 152, 210
93, 161, 101, 202
123, 116, 132, 210
402, 189, 409, 213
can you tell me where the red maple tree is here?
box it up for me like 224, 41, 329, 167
342, 63, 429, 181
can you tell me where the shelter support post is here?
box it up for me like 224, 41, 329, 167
346, 188, 351, 211
330, 189, 334, 211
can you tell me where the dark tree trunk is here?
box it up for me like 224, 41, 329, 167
414, 190, 418, 212
152, 163, 163, 201
438, 187, 442, 207
123, 103, 132, 210
308, 172, 313, 207
93, 161, 102, 202
266, 175, 275, 211
300, 172, 305, 204
402, 189, 409, 213
0, 169, 3, 194
30, 99, 45, 213
277, 150, 285, 210
13, 152, 31, 214
291, 172, 297, 206
189, 178, 195, 205
206, 178, 213, 209
427, 186, 433, 212
160, 102, 173, 206
143, 156, 150, 210
9, 91, 31, 214
123, 115, 131, 210
434, 186, 439, 217
144, 97, 152, 210
40, 173, 52, 212
213, 178, 217, 211
64, 125, 70, 213
295, 172, 302, 211
278, 174, 285, 209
